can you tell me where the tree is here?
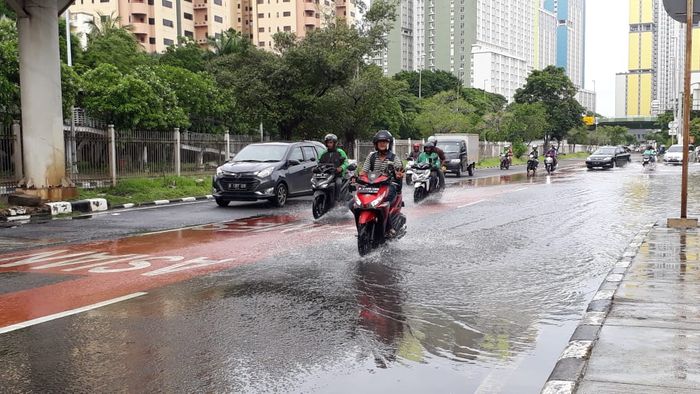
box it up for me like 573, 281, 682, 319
478, 111, 512, 142
81, 64, 188, 131
656, 110, 674, 131
153, 65, 227, 133
514, 66, 584, 142
81, 25, 151, 73
0, 18, 18, 121
0, 0, 15, 19
504, 102, 550, 143
567, 127, 590, 146
61, 64, 80, 119
86, 12, 133, 38
208, 28, 251, 58
414, 91, 476, 136
160, 38, 207, 73
461, 88, 507, 115
393, 70, 461, 98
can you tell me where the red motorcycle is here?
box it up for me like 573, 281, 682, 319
352, 168, 407, 256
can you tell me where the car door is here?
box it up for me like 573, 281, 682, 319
285, 146, 306, 194
301, 146, 320, 193
460, 141, 467, 169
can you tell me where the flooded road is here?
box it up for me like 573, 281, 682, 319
2, 161, 700, 393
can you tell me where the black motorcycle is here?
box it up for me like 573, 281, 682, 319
312, 163, 355, 219
500, 154, 510, 170
527, 154, 538, 176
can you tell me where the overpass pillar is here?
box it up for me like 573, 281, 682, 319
9, 0, 76, 200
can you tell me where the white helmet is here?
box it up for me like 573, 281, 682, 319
532, 144, 538, 148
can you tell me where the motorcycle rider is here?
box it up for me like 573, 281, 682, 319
530, 144, 539, 159
360, 130, 404, 207
418, 142, 441, 190
408, 143, 422, 161
502, 144, 513, 165
545, 144, 558, 168
427, 136, 446, 189
318, 133, 349, 201
643, 145, 657, 162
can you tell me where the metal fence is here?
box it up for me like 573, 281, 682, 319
0, 121, 19, 189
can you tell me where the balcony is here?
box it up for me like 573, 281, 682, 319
131, 22, 150, 35
130, 2, 149, 16
194, 21, 208, 27
304, 1, 316, 12
196, 37, 208, 44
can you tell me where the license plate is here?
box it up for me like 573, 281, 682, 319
227, 183, 244, 190
358, 186, 380, 194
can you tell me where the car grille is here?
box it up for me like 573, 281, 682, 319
218, 176, 260, 192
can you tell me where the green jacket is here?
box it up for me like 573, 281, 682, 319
418, 152, 441, 170
319, 148, 349, 176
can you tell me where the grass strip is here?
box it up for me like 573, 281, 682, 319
76, 176, 211, 206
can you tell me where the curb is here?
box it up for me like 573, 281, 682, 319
541, 223, 656, 394
2, 195, 214, 224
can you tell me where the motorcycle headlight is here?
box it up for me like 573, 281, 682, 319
370, 190, 388, 208
255, 166, 275, 178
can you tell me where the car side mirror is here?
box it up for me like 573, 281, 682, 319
347, 163, 357, 171
288, 159, 301, 166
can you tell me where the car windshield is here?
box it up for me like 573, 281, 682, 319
668, 145, 683, 153
438, 142, 461, 153
233, 145, 288, 162
593, 148, 616, 155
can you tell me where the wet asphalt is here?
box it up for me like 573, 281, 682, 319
3, 157, 700, 393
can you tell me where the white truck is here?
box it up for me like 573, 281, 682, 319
435, 134, 479, 177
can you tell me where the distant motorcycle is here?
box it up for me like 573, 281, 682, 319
527, 154, 538, 176
311, 163, 355, 219
405, 158, 416, 185
412, 162, 441, 203
500, 154, 510, 170
544, 156, 556, 174
642, 154, 656, 171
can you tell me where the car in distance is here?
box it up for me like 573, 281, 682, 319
663, 144, 697, 165
212, 141, 325, 207
436, 137, 475, 177
586, 146, 631, 169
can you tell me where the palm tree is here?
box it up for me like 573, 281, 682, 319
87, 12, 133, 39
208, 28, 250, 57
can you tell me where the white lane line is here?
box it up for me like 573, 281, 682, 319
513, 187, 528, 192
0, 292, 147, 334
458, 199, 486, 209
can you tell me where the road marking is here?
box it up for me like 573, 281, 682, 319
458, 199, 486, 209
0, 292, 147, 334
513, 187, 528, 192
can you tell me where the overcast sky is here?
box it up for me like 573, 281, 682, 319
584, 0, 628, 117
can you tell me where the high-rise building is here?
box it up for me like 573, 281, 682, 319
536, 5, 557, 70
616, 0, 682, 117
543, 0, 585, 88
250, 0, 357, 50
69, 0, 239, 53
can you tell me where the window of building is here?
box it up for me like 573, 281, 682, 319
214, 15, 223, 23
257, 13, 264, 18
283, 11, 291, 16
184, 12, 193, 20
184, 30, 194, 38
214, 0, 222, 4
258, 41, 265, 47
258, 27, 265, 32
149, 37, 156, 44
283, 26, 291, 31
100, 0, 109, 3
148, 0, 154, 4
148, 17, 155, 25
164, 38, 174, 46
163, 19, 174, 27
162, 0, 173, 8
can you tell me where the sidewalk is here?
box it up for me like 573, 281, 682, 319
544, 224, 700, 393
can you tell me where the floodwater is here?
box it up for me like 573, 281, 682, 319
2, 160, 700, 393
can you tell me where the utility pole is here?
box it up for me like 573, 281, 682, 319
662, 0, 699, 227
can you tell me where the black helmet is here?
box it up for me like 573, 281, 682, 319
372, 130, 394, 152
647, 145, 653, 150
424, 142, 434, 149
324, 133, 338, 143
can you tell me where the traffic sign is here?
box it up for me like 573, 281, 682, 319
669, 128, 679, 136
669, 121, 679, 129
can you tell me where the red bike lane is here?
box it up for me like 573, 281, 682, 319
0, 179, 534, 331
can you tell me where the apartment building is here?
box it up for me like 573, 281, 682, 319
615, 0, 684, 117
252, 0, 358, 50
70, 0, 240, 53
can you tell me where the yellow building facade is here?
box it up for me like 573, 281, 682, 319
626, 0, 655, 116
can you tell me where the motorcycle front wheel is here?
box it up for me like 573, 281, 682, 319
414, 187, 425, 203
312, 194, 326, 219
357, 222, 374, 256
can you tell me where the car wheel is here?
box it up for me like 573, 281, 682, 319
455, 166, 461, 177
215, 198, 229, 207
270, 183, 288, 207
467, 165, 474, 177
587, 166, 593, 170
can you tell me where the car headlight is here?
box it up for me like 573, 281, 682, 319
603, 157, 612, 161
255, 166, 275, 178
216, 166, 224, 176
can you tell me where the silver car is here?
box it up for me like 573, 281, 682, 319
663, 144, 697, 165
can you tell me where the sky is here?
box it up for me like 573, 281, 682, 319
584, 0, 629, 117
